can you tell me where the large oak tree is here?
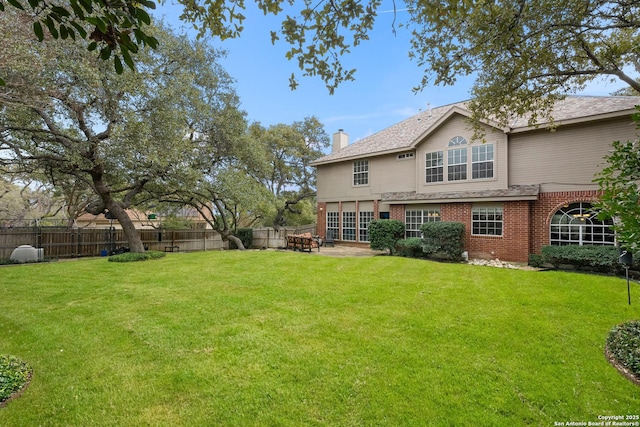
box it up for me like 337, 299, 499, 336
0, 12, 243, 252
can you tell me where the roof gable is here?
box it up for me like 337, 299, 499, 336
312, 96, 640, 165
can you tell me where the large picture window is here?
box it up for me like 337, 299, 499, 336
425, 151, 444, 183
550, 202, 615, 246
405, 208, 441, 238
353, 160, 369, 186
447, 136, 468, 181
472, 206, 503, 236
326, 212, 339, 240
359, 211, 374, 242
472, 144, 494, 179
342, 212, 356, 241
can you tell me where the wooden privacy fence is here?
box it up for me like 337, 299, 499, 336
0, 224, 317, 259
0, 227, 225, 259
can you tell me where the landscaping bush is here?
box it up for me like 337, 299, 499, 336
540, 245, 620, 272
0, 259, 20, 266
0, 355, 32, 404
528, 254, 544, 268
396, 238, 425, 258
368, 220, 405, 254
421, 221, 466, 262
108, 251, 166, 263
606, 320, 640, 380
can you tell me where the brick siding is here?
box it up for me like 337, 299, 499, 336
315, 190, 604, 263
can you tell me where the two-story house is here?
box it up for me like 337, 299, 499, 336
311, 96, 640, 263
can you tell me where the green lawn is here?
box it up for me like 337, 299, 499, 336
1, 251, 639, 426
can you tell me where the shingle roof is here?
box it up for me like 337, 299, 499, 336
312, 96, 640, 165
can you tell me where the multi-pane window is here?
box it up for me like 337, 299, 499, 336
405, 209, 441, 238
342, 212, 356, 241
353, 160, 369, 186
326, 212, 339, 240
550, 202, 615, 246
472, 206, 503, 236
472, 144, 494, 179
447, 136, 468, 181
359, 211, 374, 242
425, 151, 444, 183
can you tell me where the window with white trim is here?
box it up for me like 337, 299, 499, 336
326, 212, 339, 240
472, 144, 494, 179
359, 211, 374, 242
405, 208, 441, 238
550, 202, 615, 246
447, 136, 468, 181
342, 212, 356, 241
353, 160, 369, 186
472, 206, 503, 236
425, 151, 444, 183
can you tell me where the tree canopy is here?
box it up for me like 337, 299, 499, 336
3, 0, 638, 126
0, 12, 244, 252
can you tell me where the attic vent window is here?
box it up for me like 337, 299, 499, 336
397, 152, 415, 160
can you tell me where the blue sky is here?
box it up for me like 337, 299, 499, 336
154, 1, 630, 146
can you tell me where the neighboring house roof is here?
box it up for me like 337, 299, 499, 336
311, 96, 640, 166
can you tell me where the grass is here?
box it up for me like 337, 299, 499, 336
0, 250, 639, 426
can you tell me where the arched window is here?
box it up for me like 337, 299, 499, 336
550, 202, 615, 246
447, 136, 467, 180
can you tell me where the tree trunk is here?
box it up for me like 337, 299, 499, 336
107, 202, 146, 253
225, 233, 246, 250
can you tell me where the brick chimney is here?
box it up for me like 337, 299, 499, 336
332, 129, 348, 153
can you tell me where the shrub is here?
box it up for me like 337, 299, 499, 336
421, 221, 465, 262
540, 245, 620, 272
528, 254, 544, 268
606, 321, 640, 379
108, 251, 166, 263
368, 220, 405, 255
0, 258, 20, 266
0, 355, 32, 403
396, 238, 425, 258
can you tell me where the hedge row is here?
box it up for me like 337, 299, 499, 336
539, 245, 637, 273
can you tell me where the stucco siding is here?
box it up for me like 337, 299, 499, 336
508, 116, 637, 192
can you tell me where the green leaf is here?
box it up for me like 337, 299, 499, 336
33, 21, 44, 41
51, 6, 70, 17
70, 22, 87, 39
69, 0, 85, 19
87, 41, 98, 51
114, 55, 123, 74
136, 8, 151, 25
59, 24, 68, 39
99, 47, 112, 60
44, 16, 59, 39
0, 77, 5, 86
145, 35, 158, 49
6, 0, 24, 11
86, 17, 107, 34
77, 0, 93, 14
120, 48, 134, 71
